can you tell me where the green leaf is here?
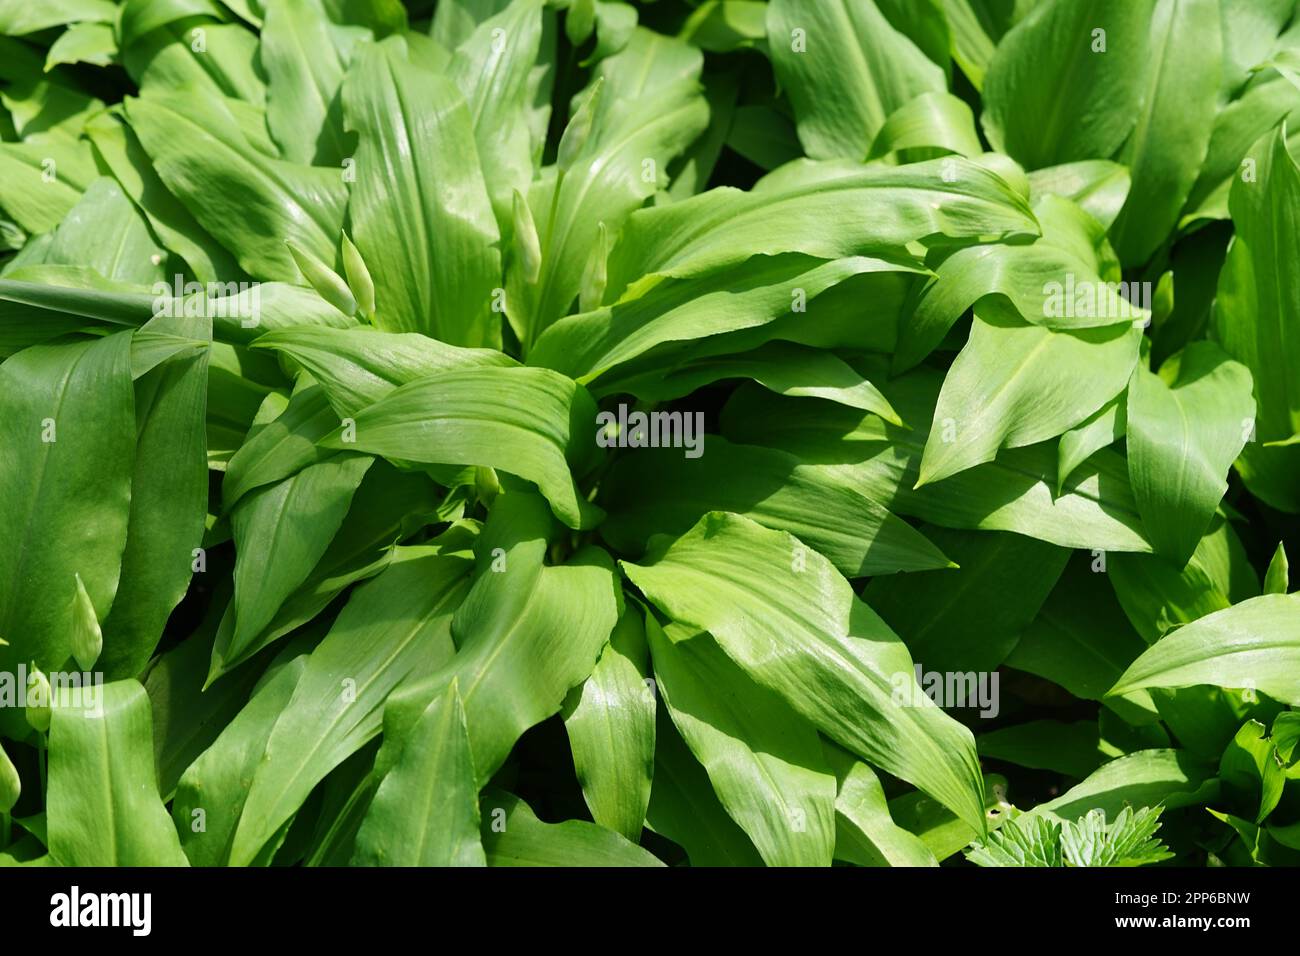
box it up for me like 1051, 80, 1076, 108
917, 301, 1141, 486
1126, 342, 1255, 565
126, 88, 347, 282
562, 605, 655, 841
1214, 126, 1300, 512
647, 618, 836, 867
966, 814, 1062, 866
1108, 0, 1221, 266
622, 511, 986, 833
261, 0, 352, 166
600, 437, 956, 578
863, 527, 1069, 674
228, 545, 474, 866
0, 333, 135, 675
1028, 749, 1218, 822
352, 680, 485, 866
100, 314, 211, 680
317, 366, 603, 529
977, 720, 1104, 779
172, 646, 311, 866
722, 372, 1153, 553
765, 0, 945, 160
218, 455, 373, 675
604, 156, 1038, 301
868, 91, 983, 159
341, 35, 502, 347
824, 743, 938, 866
47, 679, 188, 866
479, 789, 663, 866
1110, 593, 1300, 705
1264, 542, 1290, 595
981, 0, 1154, 169
378, 494, 619, 786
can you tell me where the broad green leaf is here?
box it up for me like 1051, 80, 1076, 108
126, 89, 347, 282
977, 720, 1104, 779
1108, 0, 1220, 266
222, 382, 339, 509
1057, 396, 1125, 494
1028, 749, 1218, 822
0, 333, 135, 675
966, 814, 1062, 866
41, 178, 165, 287
868, 91, 983, 159
623, 512, 986, 833
765, 0, 945, 160
0, 0, 116, 34
172, 647, 311, 866
318, 366, 603, 529
604, 156, 1038, 302
864, 527, 1068, 674
1006, 553, 1158, 722
480, 789, 662, 866
83, 110, 240, 284
647, 619, 836, 867
1220, 719, 1286, 823
600, 341, 902, 421
261, 0, 353, 166
378, 494, 619, 786
824, 743, 938, 867
511, 29, 707, 347
917, 301, 1141, 486
341, 35, 502, 347
0, 136, 96, 235
229, 545, 473, 866
100, 314, 211, 680
722, 373, 1153, 553
644, 709, 764, 866
218, 455, 373, 675
448, 0, 545, 229
47, 680, 188, 866
981, 0, 1154, 169
600, 438, 955, 578
352, 681, 485, 866
1027, 160, 1131, 229
562, 605, 655, 842
1110, 593, 1300, 706
1214, 126, 1300, 512
252, 325, 516, 419
1108, 516, 1259, 643
1126, 342, 1255, 564
531, 256, 917, 384
45, 21, 118, 69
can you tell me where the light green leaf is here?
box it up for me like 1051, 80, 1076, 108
47, 680, 188, 866
765, 0, 945, 160
352, 680, 485, 866
341, 35, 502, 347
647, 619, 836, 867
623, 512, 986, 833
317, 366, 603, 529
1110, 593, 1300, 705
562, 605, 655, 842
1126, 342, 1255, 564
480, 789, 662, 866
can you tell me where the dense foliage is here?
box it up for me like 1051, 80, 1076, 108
0, 0, 1298, 868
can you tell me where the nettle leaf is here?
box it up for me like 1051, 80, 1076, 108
623, 512, 986, 833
